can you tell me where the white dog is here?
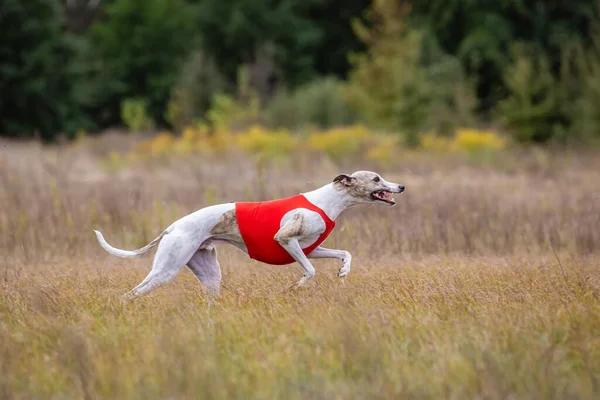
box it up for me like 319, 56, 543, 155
94, 171, 405, 299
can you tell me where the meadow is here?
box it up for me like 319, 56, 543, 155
1, 128, 599, 399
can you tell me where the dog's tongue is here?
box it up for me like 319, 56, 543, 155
374, 191, 391, 200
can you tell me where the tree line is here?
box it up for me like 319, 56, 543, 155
1, 0, 599, 144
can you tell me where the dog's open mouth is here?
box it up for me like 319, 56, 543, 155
371, 190, 396, 205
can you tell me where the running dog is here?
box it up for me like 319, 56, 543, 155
94, 171, 405, 299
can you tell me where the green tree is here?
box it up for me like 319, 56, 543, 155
495, 44, 565, 143
410, 0, 598, 113
193, 0, 370, 88
0, 0, 88, 141
571, 25, 600, 144
165, 49, 230, 132
347, 0, 476, 145
79, 0, 197, 128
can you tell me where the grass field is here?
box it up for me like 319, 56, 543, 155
1, 134, 600, 399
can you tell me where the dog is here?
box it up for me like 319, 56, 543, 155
94, 171, 405, 299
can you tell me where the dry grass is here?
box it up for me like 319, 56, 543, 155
1, 134, 600, 399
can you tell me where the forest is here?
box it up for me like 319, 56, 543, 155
2, 0, 600, 145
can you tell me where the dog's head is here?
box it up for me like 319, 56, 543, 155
332, 171, 405, 206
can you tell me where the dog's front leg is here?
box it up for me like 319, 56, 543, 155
274, 214, 318, 288
279, 239, 317, 288
308, 246, 352, 278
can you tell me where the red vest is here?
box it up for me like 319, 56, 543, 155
235, 194, 336, 265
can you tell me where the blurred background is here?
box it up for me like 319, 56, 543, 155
2, 0, 600, 146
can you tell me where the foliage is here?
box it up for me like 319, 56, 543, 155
572, 25, 600, 144
205, 92, 261, 133
124, 122, 512, 169
120, 98, 153, 133
235, 125, 298, 159
199, 66, 262, 132
80, 0, 197, 128
451, 128, 506, 162
4, 0, 600, 144
365, 135, 400, 164
346, 0, 477, 146
495, 44, 567, 143
192, 0, 369, 88
127, 123, 396, 165
165, 50, 230, 133
410, 0, 599, 113
264, 77, 355, 129
306, 124, 371, 161
419, 132, 454, 154
0, 0, 89, 141
420, 129, 507, 160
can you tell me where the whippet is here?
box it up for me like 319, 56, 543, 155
94, 171, 405, 299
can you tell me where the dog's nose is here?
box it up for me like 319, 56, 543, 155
398, 184, 405, 192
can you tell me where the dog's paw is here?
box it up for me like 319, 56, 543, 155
297, 276, 311, 287
120, 292, 136, 305
338, 264, 351, 278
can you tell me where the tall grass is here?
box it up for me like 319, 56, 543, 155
1, 134, 599, 399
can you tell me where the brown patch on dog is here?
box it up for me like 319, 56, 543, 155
274, 213, 305, 245
211, 209, 238, 235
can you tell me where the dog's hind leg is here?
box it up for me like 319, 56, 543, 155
186, 247, 222, 298
123, 229, 203, 300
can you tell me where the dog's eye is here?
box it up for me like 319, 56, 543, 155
373, 176, 380, 182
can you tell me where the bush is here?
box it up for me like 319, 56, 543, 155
451, 129, 506, 160
419, 132, 453, 154
235, 125, 298, 159
203, 66, 262, 132
307, 124, 371, 162
420, 129, 507, 160
165, 50, 229, 133
263, 77, 355, 129
121, 98, 154, 132
366, 135, 401, 165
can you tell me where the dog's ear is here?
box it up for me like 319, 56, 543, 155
333, 173, 356, 186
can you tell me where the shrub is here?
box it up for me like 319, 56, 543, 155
129, 130, 175, 160
205, 93, 260, 132
120, 98, 154, 132
148, 132, 175, 157
419, 129, 507, 161
205, 67, 261, 132
235, 125, 298, 159
264, 77, 355, 130
165, 50, 229, 133
419, 132, 454, 154
307, 124, 371, 162
452, 129, 506, 153
366, 135, 401, 165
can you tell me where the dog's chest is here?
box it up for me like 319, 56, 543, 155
298, 234, 320, 249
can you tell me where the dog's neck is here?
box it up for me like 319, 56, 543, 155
302, 183, 358, 221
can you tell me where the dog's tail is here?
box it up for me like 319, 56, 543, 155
93, 229, 168, 258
